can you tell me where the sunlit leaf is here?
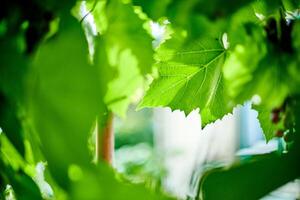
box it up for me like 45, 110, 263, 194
139, 35, 232, 125
93, 0, 154, 75
105, 49, 143, 118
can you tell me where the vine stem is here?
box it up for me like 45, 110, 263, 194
96, 113, 114, 165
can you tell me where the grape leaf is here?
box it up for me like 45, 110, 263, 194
104, 49, 143, 118
93, 0, 154, 75
89, 0, 108, 34
255, 106, 281, 141
225, 55, 289, 141
139, 35, 232, 125
28, 16, 104, 187
87, 0, 153, 116
70, 164, 173, 200
223, 24, 292, 140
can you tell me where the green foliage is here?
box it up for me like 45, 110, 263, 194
1, 0, 300, 199
27, 16, 104, 187
86, 0, 154, 117
200, 152, 300, 200
139, 0, 300, 138
104, 0, 154, 75
138, 34, 231, 125
0, 0, 172, 199
70, 164, 169, 200
104, 49, 143, 118
0, 133, 42, 200
0, 37, 28, 156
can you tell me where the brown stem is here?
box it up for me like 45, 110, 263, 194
102, 114, 114, 164
96, 113, 114, 165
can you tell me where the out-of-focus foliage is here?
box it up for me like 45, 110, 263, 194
137, 0, 300, 141
114, 107, 165, 190
0, 0, 171, 199
115, 143, 166, 190
115, 106, 153, 148
105, 50, 143, 118
1, 0, 300, 199
28, 16, 104, 187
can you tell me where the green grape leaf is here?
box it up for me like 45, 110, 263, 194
70, 164, 173, 200
226, 54, 290, 141
94, 0, 154, 75
27, 16, 105, 188
223, 25, 292, 140
255, 106, 281, 141
246, 57, 290, 108
104, 49, 143, 118
90, 0, 108, 34
89, 0, 153, 115
139, 35, 232, 125
200, 153, 294, 200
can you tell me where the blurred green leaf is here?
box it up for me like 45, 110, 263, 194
0, 134, 25, 171
105, 49, 143, 118
0, 38, 28, 156
252, 0, 281, 18
199, 153, 300, 200
255, 107, 280, 141
70, 164, 172, 200
0, 151, 42, 200
133, 0, 257, 25
223, 22, 296, 140
9, 171, 42, 200
0, 96, 25, 157
27, 16, 104, 187
93, 0, 154, 75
